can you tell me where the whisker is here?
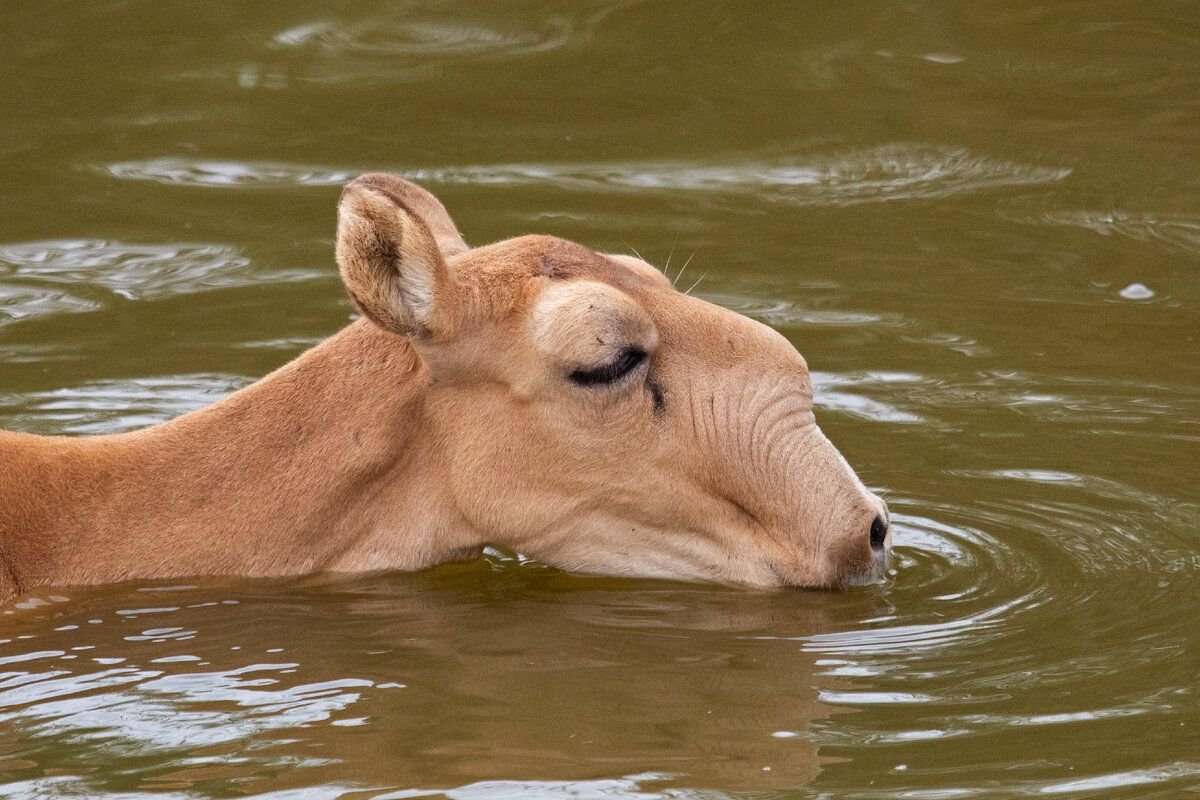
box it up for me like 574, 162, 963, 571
674, 251, 696, 288
620, 239, 645, 262
684, 270, 708, 296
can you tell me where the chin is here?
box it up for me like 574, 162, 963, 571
836, 550, 890, 588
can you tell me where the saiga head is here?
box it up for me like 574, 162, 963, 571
336, 173, 890, 588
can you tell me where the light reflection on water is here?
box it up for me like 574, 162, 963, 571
0, 374, 251, 435
0, 240, 320, 326
103, 160, 356, 188
271, 16, 574, 59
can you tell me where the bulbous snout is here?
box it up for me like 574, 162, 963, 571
772, 420, 895, 586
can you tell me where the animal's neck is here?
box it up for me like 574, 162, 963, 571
0, 320, 482, 597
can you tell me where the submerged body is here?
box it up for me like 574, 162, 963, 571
0, 175, 889, 602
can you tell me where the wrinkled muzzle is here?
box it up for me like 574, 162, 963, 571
699, 406, 890, 588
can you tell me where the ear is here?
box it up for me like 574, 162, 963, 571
344, 173, 468, 257
336, 176, 462, 339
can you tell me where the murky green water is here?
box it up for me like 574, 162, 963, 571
2, 1, 1199, 797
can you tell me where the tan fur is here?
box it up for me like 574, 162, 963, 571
0, 174, 889, 603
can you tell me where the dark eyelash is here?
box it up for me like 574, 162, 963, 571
569, 347, 647, 386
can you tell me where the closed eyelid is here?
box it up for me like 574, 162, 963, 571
568, 346, 647, 386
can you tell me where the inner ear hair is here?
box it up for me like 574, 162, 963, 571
346, 173, 469, 257
336, 180, 454, 339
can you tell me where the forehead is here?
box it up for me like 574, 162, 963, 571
454, 234, 669, 292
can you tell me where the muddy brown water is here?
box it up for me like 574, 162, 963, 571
2, 2, 1199, 798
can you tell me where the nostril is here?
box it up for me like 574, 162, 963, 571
869, 514, 888, 551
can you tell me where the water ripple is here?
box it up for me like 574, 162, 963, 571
800, 508, 1045, 657
0, 773, 732, 800
376, 772, 725, 800
400, 144, 1070, 206
830, 761, 1200, 799
799, 452, 1198, 674
0, 373, 250, 435
0, 663, 370, 755
272, 16, 572, 59
0, 239, 317, 325
103, 159, 355, 188
807, 369, 1199, 441
811, 372, 925, 424
1005, 208, 1200, 257
98, 145, 1068, 205
180, 8, 618, 89
698, 292, 903, 329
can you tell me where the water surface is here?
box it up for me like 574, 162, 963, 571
2, 2, 1198, 798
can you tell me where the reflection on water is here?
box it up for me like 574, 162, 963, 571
0, 570, 857, 796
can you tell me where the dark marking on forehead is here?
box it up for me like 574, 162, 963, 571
527, 237, 661, 297
536, 251, 571, 280
531, 237, 608, 279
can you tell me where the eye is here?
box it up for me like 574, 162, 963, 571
569, 346, 647, 386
